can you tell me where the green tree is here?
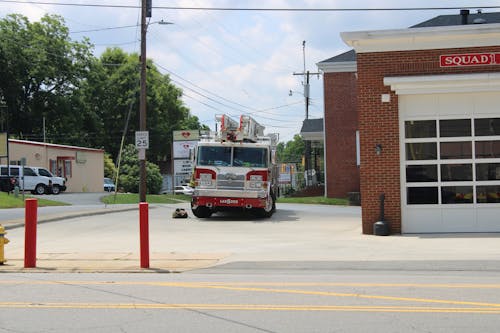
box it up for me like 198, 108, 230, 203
118, 144, 162, 194
277, 134, 305, 169
104, 153, 117, 179
0, 14, 93, 141
79, 47, 206, 166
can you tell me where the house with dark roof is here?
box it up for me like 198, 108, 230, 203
317, 9, 500, 234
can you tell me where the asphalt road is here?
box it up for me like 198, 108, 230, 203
1, 270, 500, 332
2, 198, 500, 331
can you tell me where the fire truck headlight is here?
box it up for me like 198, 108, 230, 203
248, 175, 263, 189
199, 173, 214, 187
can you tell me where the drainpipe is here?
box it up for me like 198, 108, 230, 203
460, 9, 469, 25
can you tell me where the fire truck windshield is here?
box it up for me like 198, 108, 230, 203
197, 146, 268, 168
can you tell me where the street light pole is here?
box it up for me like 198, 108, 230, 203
139, 0, 148, 202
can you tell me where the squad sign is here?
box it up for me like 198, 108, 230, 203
440, 53, 500, 67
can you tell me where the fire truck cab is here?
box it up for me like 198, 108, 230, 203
191, 114, 278, 218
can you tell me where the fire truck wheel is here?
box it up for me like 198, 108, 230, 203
192, 206, 212, 218
253, 195, 276, 218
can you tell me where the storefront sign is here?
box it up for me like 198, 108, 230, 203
173, 130, 199, 141
440, 53, 500, 67
173, 141, 197, 159
174, 159, 193, 176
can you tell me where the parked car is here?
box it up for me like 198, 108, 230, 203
0, 175, 17, 192
104, 178, 116, 192
0, 165, 53, 195
31, 167, 67, 194
174, 185, 194, 195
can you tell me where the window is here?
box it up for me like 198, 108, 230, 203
440, 142, 472, 159
404, 117, 500, 206
476, 163, 500, 181
405, 120, 436, 138
477, 185, 500, 203
197, 146, 231, 166
441, 164, 472, 181
406, 143, 437, 160
64, 160, 72, 178
406, 165, 437, 182
233, 147, 267, 167
439, 119, 471, 137
475, 141, 500, 158
23, 167, 37, 176
197, 146, 268, 167
37, 168, 53, 177
475, 118, 500, 136
407, 187, 438, 204
441, 186, 473, 204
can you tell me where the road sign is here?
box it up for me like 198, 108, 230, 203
135, 131, 149, 149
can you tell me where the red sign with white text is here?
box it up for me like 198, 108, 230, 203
440, 53, 500, 67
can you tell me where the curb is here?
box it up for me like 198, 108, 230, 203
2, 206, 142, 230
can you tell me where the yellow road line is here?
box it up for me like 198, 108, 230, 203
0, 302, 500, 313
2, 280, 500, 308
168, 283, 500, 308
2, 281, 500, 289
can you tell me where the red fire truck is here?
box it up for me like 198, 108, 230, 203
190, 114, 279, 218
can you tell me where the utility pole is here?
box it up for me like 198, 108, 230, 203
293, 41, 320, 187
139, 0, 150, 202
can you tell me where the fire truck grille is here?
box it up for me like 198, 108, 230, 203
217, 173, 245, 190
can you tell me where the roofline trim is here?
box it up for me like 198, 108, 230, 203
384, 72, 500, 95
317, 61, 357, 73
9, 139, 104, 153
342, 23, 500, 53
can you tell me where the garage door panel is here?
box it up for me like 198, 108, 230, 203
441, 208, 475, 232
437, 94, 474, 117
477, 208, 500, 232
403, 208, 442, 233
400, 92, 500, 233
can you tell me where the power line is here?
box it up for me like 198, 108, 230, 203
0, 1, 499, 11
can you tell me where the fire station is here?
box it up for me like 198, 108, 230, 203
318, 10, 500, 234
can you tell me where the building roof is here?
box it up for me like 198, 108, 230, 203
318, 49, 356, 64
301, 118, 323, 133
319, 10, 500, 64
411, 11, 500, 27
300, 118, 324, 141
9, 139, 104, 152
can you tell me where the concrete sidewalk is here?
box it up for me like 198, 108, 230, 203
1, 203, 500, 273
1, 204, 228, 273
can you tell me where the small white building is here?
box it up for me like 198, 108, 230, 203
4, 139, 104, 192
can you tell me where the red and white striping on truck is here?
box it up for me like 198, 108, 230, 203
190, 114, 279, 218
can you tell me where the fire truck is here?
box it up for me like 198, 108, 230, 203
190, 114, 279, 218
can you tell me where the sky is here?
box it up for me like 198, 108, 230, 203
1, 0, 498, 142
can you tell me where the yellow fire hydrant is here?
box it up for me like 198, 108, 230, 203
0, 224, 9, 265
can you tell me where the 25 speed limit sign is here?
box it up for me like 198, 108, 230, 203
135, 131, 149, 149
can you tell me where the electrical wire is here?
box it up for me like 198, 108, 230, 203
0, 1, 498, 11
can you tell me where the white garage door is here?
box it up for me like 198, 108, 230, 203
399, 91, 500, 233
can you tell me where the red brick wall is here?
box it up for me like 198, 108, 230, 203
357, 46, 500, 234
324, 71, 360, 198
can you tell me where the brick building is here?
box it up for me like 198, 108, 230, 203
318, 10, 500, 233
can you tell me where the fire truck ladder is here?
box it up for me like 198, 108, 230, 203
215, 114, 267, 142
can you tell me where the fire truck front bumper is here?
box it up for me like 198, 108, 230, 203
192, 189, 268, 209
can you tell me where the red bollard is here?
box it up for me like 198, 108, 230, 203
139, 202, 150, 268
24, 198, 37, 268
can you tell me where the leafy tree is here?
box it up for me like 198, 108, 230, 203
79, 47, 206, 166
277, 134, 305, 169
118, 144, 162, 194
104, 153, 117, 179
0, 14, 93, 141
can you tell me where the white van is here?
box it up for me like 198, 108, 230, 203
31, 167, 67, 194
0, 165, 54, 195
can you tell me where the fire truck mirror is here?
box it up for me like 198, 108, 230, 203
189, 147, 195, 162
271, 149, 277, 164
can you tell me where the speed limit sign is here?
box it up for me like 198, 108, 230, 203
135, 131, 149, 149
